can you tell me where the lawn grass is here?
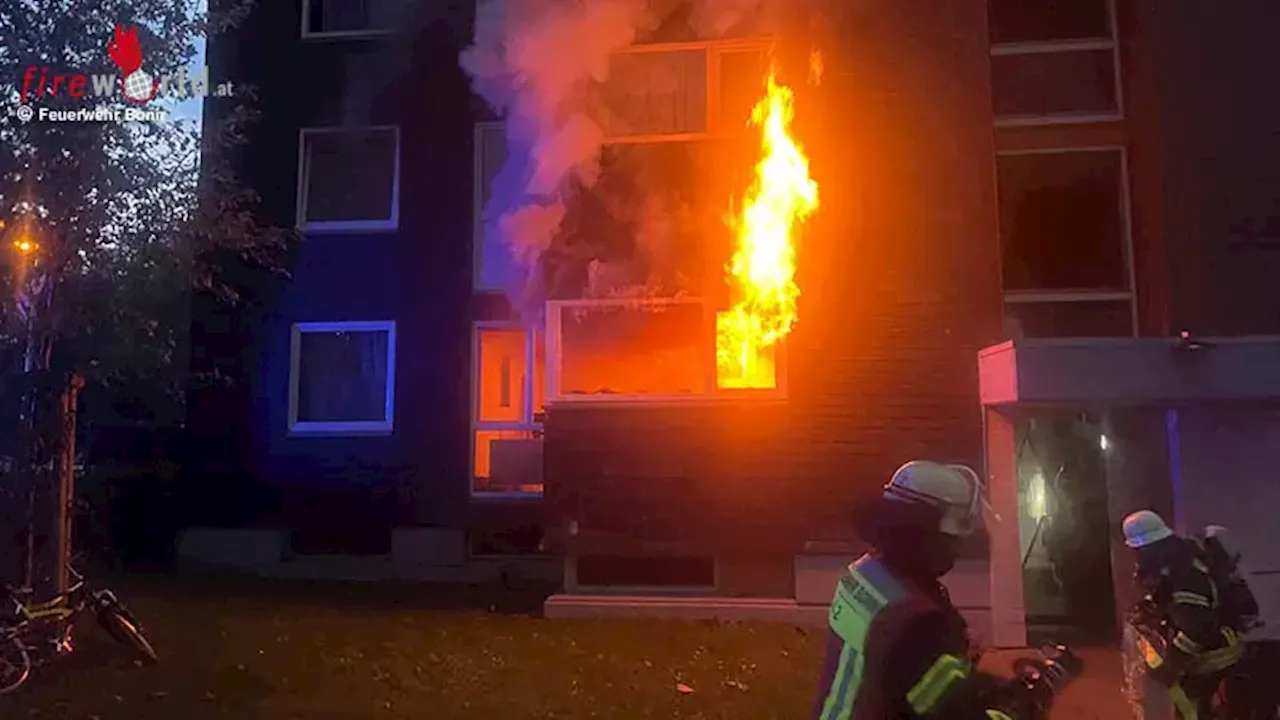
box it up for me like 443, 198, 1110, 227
0, 572, 826, 719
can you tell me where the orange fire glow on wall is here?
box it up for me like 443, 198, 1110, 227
715, 60, 820, 389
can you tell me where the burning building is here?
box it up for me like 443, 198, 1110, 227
187, 0, 1280, 650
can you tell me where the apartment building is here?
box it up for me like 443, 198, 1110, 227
185, 0, 1280, 638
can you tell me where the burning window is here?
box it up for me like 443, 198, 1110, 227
472, 325, 544, 494
544, 62, 819, 400
552, 299, 709, 398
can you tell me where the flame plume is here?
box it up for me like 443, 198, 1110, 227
716, 62, 819, 389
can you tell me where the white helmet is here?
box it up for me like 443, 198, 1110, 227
883, 460, 983, 536
1123, 510, 1173, 548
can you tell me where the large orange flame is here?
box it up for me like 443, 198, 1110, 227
715, 62, 819, 389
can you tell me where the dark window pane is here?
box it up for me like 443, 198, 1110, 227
304, 129, 396, 223
988, 0, 1111, 44
718, 48, 767, 133
475, 123, 515, 290
307, 0, 402, 34
297, 330, 391, 422
592, 50, 707, 138
991, 50, 1118, 118
998, 150, 1127, 291
1005, 301, 1133, 338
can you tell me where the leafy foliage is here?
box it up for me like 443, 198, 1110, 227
0, 0, 291, 424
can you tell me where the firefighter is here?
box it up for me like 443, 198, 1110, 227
812, 461, 1070, 720
1124, 510, 1245, 719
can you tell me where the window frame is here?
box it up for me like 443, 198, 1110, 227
470, 321, 543, 499
995, 145, 1138, 337
300, 0, 396, 41
473, 121, 507, 294
989, 0, 1124, 127
288, 320, 398, 436
296, 126, 401, 233
599, 38, 772, 144
545, 297, 789, 404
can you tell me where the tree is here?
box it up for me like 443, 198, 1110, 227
0, 1, 291, 589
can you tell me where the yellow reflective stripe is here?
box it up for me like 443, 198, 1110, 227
1169, 683, 1199, 720
986, 712, 1014, 720
820, 643, 860, 720
1172, 631, 1203, 654
1172, 591, 1212, 607
906, 654, 969, 715
1136, 635, 1164, 668
829, 585, 863, 643
1190, 629, 1243, 674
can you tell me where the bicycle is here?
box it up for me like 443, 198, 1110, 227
0, 566, 158, 693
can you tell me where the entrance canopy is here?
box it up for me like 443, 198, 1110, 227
979, 336, 1280, 406
975, 336, 1280, 648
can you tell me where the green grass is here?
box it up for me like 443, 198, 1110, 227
0, 573, 825, 719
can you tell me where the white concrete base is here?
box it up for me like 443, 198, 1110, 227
543, 594, 993, 645
545, 594, 826, 624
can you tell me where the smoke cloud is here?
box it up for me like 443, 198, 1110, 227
461, 0, 782, 321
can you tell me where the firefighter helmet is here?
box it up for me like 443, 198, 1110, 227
1123, 510, 1174, 548
883, 461, 983, 537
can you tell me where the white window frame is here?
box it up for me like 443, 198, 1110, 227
995, 145, 1138, 336
296, 126, 401, 233
989, 0, 1124, 127
470, 321, 542, 499
544, 297, 788, 404
300, 0, 395, 40
600, 37, 772, 144
288, 320, 397, 436
473, 121, 506, 294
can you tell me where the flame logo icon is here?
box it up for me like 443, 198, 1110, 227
108, 24, 157, 103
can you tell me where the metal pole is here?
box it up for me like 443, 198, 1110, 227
53, 374, 83, 594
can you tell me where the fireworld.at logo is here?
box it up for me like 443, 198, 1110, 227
19, 23, 235, 106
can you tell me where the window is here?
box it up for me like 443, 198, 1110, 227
472, 324, 544, 495
297, 127, 400, 232
473, 122, 519, 293
588, 40, 769, 142
289, 321, 396, 435
996, 148, 1135, 338
987, 0, 1121, 126
301, 0, 407, 39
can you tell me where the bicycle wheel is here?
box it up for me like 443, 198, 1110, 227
96, 606, 158, 664
0, 635, 31, 694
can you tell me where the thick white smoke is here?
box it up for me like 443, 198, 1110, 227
461, 0, 656, 319
461, 0, 786, 320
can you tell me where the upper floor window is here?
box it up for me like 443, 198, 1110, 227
301, 0, 407, 39
987, 0, 1122, 126
297, 126, 400, 233
289, 321, 397, 435
591, 40, 769, 142
473, 121, 515, 293
997, 147, 1136, 338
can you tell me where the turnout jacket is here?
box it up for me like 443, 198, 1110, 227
812, 554, 1013, 720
